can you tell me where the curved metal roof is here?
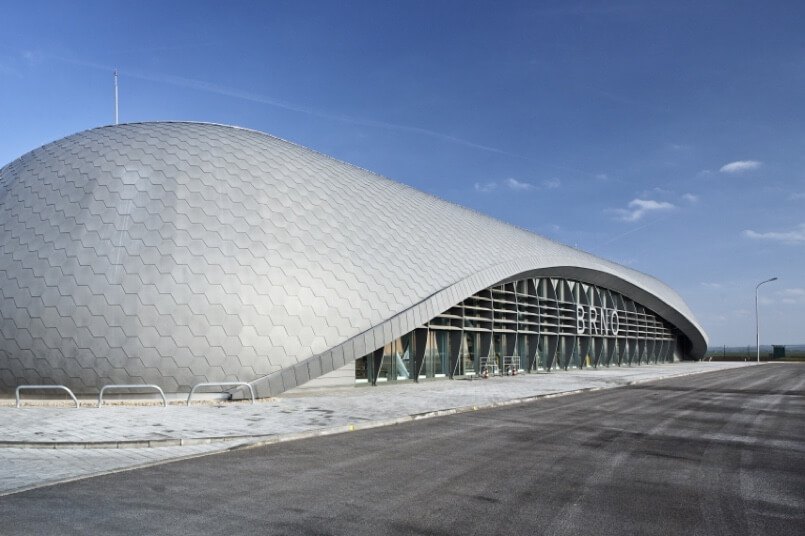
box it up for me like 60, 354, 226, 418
0, 122, 707, 395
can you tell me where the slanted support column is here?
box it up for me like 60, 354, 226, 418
370, 347, 384, 386
413, 327, 428, 382
604, 338, 616, 366
545, 335, 559, 371
449, 330, 462, 378
525, 334, 538, 372
505, 334, 516, 358
480, 332, 492, 363
617, 338, 628, 366
578, 336, 591, 369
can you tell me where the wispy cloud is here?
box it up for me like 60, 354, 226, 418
21, 50, 42, 64
542, 178, 561, 189
682, 193, 699, 203
667, 143, 690, 151
611, 199, 676, 222
476, 177, 561, 194
0, 49, 42, 77
719, 160, 762, 174
505, 178, 534, 191
595, 173, 609, 181
474, 181, 497, 193
704, 313, 728, 325
42, 53, 510, 156
701, 282, 722, 289
643, 187, 672, 197
788, 192, 805, 201
743, 223, 805, 244
701, 308, 750, 321
134, 70, 512, 153
595, 218, 664, 248
780, 288, 805, 304
782, 288, 805, 296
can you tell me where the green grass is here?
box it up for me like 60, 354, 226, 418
704, 348, 805, 362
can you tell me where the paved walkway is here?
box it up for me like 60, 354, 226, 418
0, 361, 752, 496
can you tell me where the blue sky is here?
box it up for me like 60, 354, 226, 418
1, 1, 803, 346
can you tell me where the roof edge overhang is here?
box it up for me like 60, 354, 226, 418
239, 258, 708, 399
500, 266, 708, 357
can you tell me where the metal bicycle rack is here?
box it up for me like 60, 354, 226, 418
479, 356, 500, 376
98, 384, 167, 408
502, 355, 522, 375
186, 382, 255, 405
15, 385, 80, 408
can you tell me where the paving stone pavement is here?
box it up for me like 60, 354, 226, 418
0, 362, 752, 496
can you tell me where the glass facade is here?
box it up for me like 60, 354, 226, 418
356, 276, 680, 385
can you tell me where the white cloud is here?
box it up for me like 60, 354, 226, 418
682, 193, 699, 203
788, 192, 805, 201
668, 143, 690, 151
494, 177, 561, 192
94, 63, 511, 156
595, 173, 608, 181
780, 288, 805, 304
0, 50, 42, 78
650, 187, 673, 196
475, 175, 562, 195
705, 313, 729, 325
701, 282, 722, 289
743, 223, 805, 244
542, 178, 561, 189
612, 198, 676, 222
719, 160, 762, 174
474, 181, 497, 193
505, 178, 534, 191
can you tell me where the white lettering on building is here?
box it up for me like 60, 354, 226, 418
576, 304, 620, 336
576, 305, 586, 334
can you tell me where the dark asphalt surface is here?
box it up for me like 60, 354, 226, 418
2, 364, 804, 535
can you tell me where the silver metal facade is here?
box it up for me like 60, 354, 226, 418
0, 122, 708, 396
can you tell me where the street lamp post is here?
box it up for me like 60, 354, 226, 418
755, 277, 778, 363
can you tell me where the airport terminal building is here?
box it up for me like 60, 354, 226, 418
0, 122, 708, 397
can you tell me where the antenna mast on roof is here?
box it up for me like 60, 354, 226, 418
114, 70, 119, 125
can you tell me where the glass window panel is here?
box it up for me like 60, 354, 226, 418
355, 355, 368, 382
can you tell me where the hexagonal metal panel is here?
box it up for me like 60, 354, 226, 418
0, 122, 707, 395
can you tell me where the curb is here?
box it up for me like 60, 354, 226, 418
0, 387, 601, 450
0, 363, 753, 450
0, 363, 758, 498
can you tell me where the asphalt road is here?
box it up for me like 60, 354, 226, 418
2, 364, 803, 535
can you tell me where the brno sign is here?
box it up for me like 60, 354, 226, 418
576, 305, 620, 336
